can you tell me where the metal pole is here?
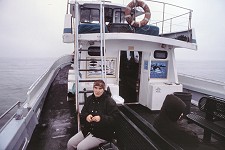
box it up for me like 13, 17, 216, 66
162, 3, 165, 34
74, 0, 80, 131
103, 3, 107, 83
188, 11, 192, 30
100, 1, 104, 80
100, 1, 107, 82
66, 0, 69, 14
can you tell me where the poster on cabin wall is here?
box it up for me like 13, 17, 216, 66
150, 61, 168, 79
86, 57, 117, 78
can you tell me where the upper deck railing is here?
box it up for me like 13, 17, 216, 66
68, 0, 193, 35
136, 0, 193, 34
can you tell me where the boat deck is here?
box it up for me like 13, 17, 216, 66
27, 65, 225, 150
27, 65, 77, 150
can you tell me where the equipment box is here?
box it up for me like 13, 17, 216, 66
147, 83, 182, 110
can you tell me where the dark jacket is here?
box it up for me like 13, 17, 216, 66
80, 91, 119, 141
153, 94, 200, 149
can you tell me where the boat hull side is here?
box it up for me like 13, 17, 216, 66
178, 73, 225, 103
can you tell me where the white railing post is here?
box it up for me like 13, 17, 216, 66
74, 0, 80, 132
162, 3, 165, 34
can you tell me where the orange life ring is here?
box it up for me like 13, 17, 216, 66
125, 0, 151, 28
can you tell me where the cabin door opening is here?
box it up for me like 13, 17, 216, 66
119, 51, 142, 103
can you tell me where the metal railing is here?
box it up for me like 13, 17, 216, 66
0, 101, 20, 120
0, 55, 72, 129
148, 0, 192, 34
26, 55, 72, 108
130, 0, 193, 34
68, 0, 192, 35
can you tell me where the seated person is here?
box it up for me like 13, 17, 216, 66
67, 80, 119, 150
153, 94, 200, 149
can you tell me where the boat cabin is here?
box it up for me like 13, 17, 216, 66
63, 0, 197, 111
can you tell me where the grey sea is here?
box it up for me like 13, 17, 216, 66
0, 57, 56, 125
176, 60, 225, 83
0, 58, 225, 125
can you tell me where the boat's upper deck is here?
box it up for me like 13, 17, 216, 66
63, 0, 197, 50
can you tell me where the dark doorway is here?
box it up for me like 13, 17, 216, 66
119, 51, 142, 103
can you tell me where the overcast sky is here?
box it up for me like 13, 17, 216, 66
0, 0, 72, 58
0, 0, 225, 60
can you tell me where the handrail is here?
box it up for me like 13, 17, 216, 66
178, 73, 225, 85
0, 101, 20, 120
74, 0, 80, 132
66, 0, 69, 14
0, 55, 72, 131
100, 1, 107, 81
70, 0, 192, 35
26, 55, 72, 107
178, 73, 225, 99
146, 0, 192, 11
21, 137, 28, 150
152, 12, 191, 28
144, 0, 193, 34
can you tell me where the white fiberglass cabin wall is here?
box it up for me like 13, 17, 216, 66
63, 0, 197, 110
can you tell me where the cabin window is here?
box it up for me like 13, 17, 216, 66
91, 9, 100, 23
80, 8, 100, 23
105, 8, 113, 23
88, 46, 104, 56
154, 50, 168, 59
150, 61, 168, 79
115, 10, 125, 23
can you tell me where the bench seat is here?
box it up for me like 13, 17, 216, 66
187, 113, 225, 141
187, 96, 225, 142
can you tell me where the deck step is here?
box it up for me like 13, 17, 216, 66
79, 90, 93, 93
79, 79, 96, 82
79, 69, 102, 71
78, 49, 88, 52
79, 59, 101, 61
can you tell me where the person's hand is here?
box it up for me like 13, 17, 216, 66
86, 114, 93, 122
92, 115, 101, 122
